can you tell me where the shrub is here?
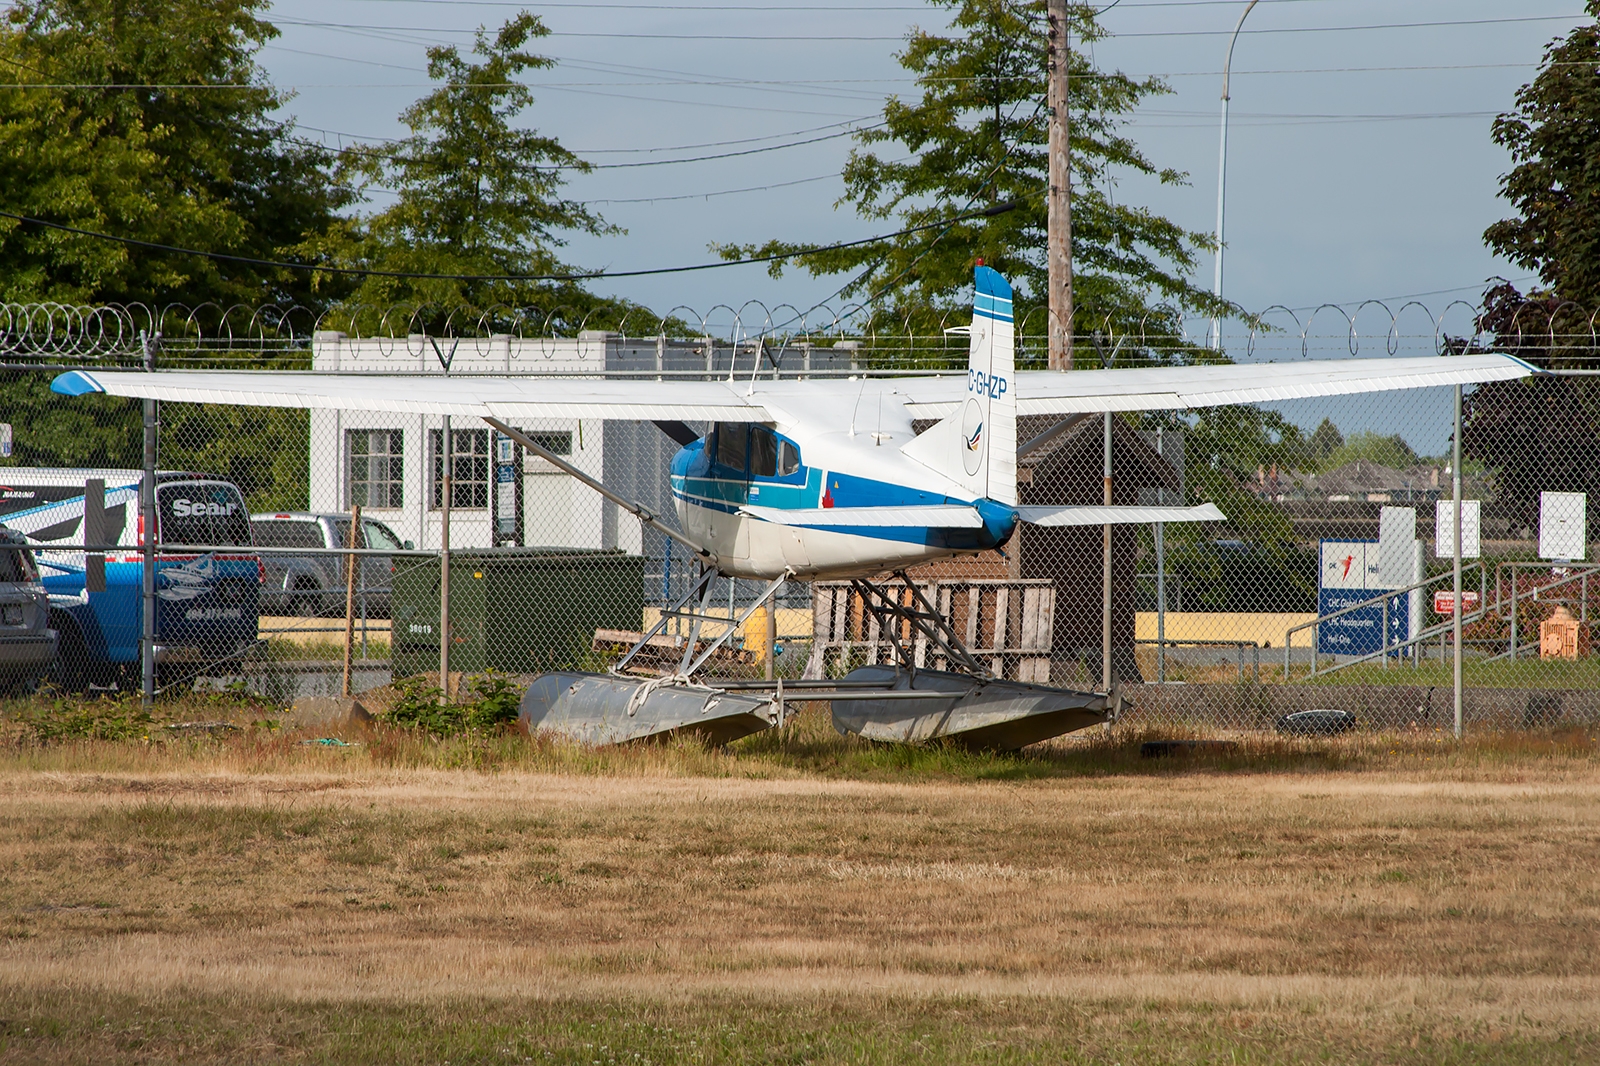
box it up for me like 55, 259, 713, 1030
380, 672, 523, 737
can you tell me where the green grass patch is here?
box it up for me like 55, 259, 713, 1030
0, 988, 1592, 1065
1300, 658, 1600, 690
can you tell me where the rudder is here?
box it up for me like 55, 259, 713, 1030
901, 265, 1017, 504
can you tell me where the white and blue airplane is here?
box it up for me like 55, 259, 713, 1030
51, 267, 1533, 746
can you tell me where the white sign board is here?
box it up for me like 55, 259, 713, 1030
1539, 491, 1587, 561
1434, 499, 1481, 559
0, 423, 10, 458
1377, 506, 1416, 587
1320, 541, 1378, 590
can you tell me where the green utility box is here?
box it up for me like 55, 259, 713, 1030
391, 550, 646, 680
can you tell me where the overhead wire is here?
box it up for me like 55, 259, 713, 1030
270, 12, 1588, 41
0, 201, 1019, 283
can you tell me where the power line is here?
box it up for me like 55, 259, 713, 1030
294, 115, 877, 155
296, 120, 881, 169
1112, 13, 1587, 39
274, 18, 906, 41
581, 171, 839, 205
0, 201, 1018, 283
272, 12, 1587, 40
318, 0, 1359, 7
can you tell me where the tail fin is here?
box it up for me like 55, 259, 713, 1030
901, 265, 1017, 504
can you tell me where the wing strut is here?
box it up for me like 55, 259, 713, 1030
483, 416, 710, 560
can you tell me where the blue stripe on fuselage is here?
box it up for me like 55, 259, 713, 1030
669, 440, 1014, 549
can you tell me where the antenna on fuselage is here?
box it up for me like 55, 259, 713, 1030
847, 377, 866, 438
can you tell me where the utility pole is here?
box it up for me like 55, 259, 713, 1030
1047, 0, 1072, 370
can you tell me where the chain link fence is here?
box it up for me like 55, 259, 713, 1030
7, 301, 1600, 735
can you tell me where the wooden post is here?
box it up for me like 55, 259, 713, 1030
341, 503, 361, 697
1047, 0, 1073, 371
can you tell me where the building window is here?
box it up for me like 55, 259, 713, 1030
430, 427, 489, 509
522, 430, 572, 456
348, 429, 404, 509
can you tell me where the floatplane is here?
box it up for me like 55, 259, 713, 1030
52, 268, 1532, 747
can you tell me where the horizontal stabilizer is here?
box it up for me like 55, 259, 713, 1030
740, 504, 985, 528
1018, 503, 1226, 527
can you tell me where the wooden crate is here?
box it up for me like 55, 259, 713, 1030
810, 579, 1055, 682
1540, 605, 1591, 660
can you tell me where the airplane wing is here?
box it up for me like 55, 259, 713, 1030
50, 369, 774, 422
739, 504, 985, 528
896, 354, 1537, 417
52, 353, 1535, 421
1018, 503, 1226, 526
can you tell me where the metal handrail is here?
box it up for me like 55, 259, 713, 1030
1490, 561, 1600, 662
1284, 562, 1486, 678
1136, 637, 1260, 682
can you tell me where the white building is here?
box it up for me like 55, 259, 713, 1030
307, 330, 636, 553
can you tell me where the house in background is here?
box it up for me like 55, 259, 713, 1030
1015, 416, 1183, 685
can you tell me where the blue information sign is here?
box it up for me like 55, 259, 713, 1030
1317, 540, 1408, 657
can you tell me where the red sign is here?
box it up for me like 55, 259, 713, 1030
1433, 590, 1481, 615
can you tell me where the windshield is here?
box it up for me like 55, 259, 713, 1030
363, 520, 404, 551
157, 482, 251, 547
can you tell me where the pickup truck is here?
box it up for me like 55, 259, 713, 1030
250, 512, 408, 618
0, 469, 261, 689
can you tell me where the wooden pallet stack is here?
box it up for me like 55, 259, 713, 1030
810, 579, 1056, 682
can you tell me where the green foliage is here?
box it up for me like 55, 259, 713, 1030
0, 0, 348, 307
380, 672, 522, 737
24, 693, 151, 742
718, 0, 1229, 347
302, 13, 641, 332
1320, 430, 1420, 473
159, 404, 309, 510
0, 0, 342, 501
1484, 1, 1600, 306
1308, 417, 1344, 461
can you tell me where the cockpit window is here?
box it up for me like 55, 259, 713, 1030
715, 423, 746, 469
778, 440, 800, 477
748, 427, 777, 477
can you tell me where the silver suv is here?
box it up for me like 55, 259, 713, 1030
0, 525, 56, 693
249, 512, 409, 618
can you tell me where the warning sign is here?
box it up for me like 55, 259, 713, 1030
1432, 590, 1481, 615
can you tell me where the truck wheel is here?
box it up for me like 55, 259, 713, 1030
47, 615, 92, 693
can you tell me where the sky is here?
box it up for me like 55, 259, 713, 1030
256, 0, 1588, 451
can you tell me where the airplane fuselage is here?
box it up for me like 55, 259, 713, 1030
669, 412, 1017, 579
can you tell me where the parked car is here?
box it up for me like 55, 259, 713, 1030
0, 525, 56, 694
250, 512, 409, 618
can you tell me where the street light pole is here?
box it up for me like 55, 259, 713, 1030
1211, 0, 1259, 350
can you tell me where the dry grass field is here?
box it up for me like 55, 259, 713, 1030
0, 704, 1597, 1063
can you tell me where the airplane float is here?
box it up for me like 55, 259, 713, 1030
52, 267, 1533, 748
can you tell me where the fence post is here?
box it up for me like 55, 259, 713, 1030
341, 503, 361, 697
140, 329, 159, 710
440, 412, 451, 699
1154, 519, 1166, 683
1509, 564, 1518, 660
1381, 594, 1389, 671
1452, 383, 1463, 738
